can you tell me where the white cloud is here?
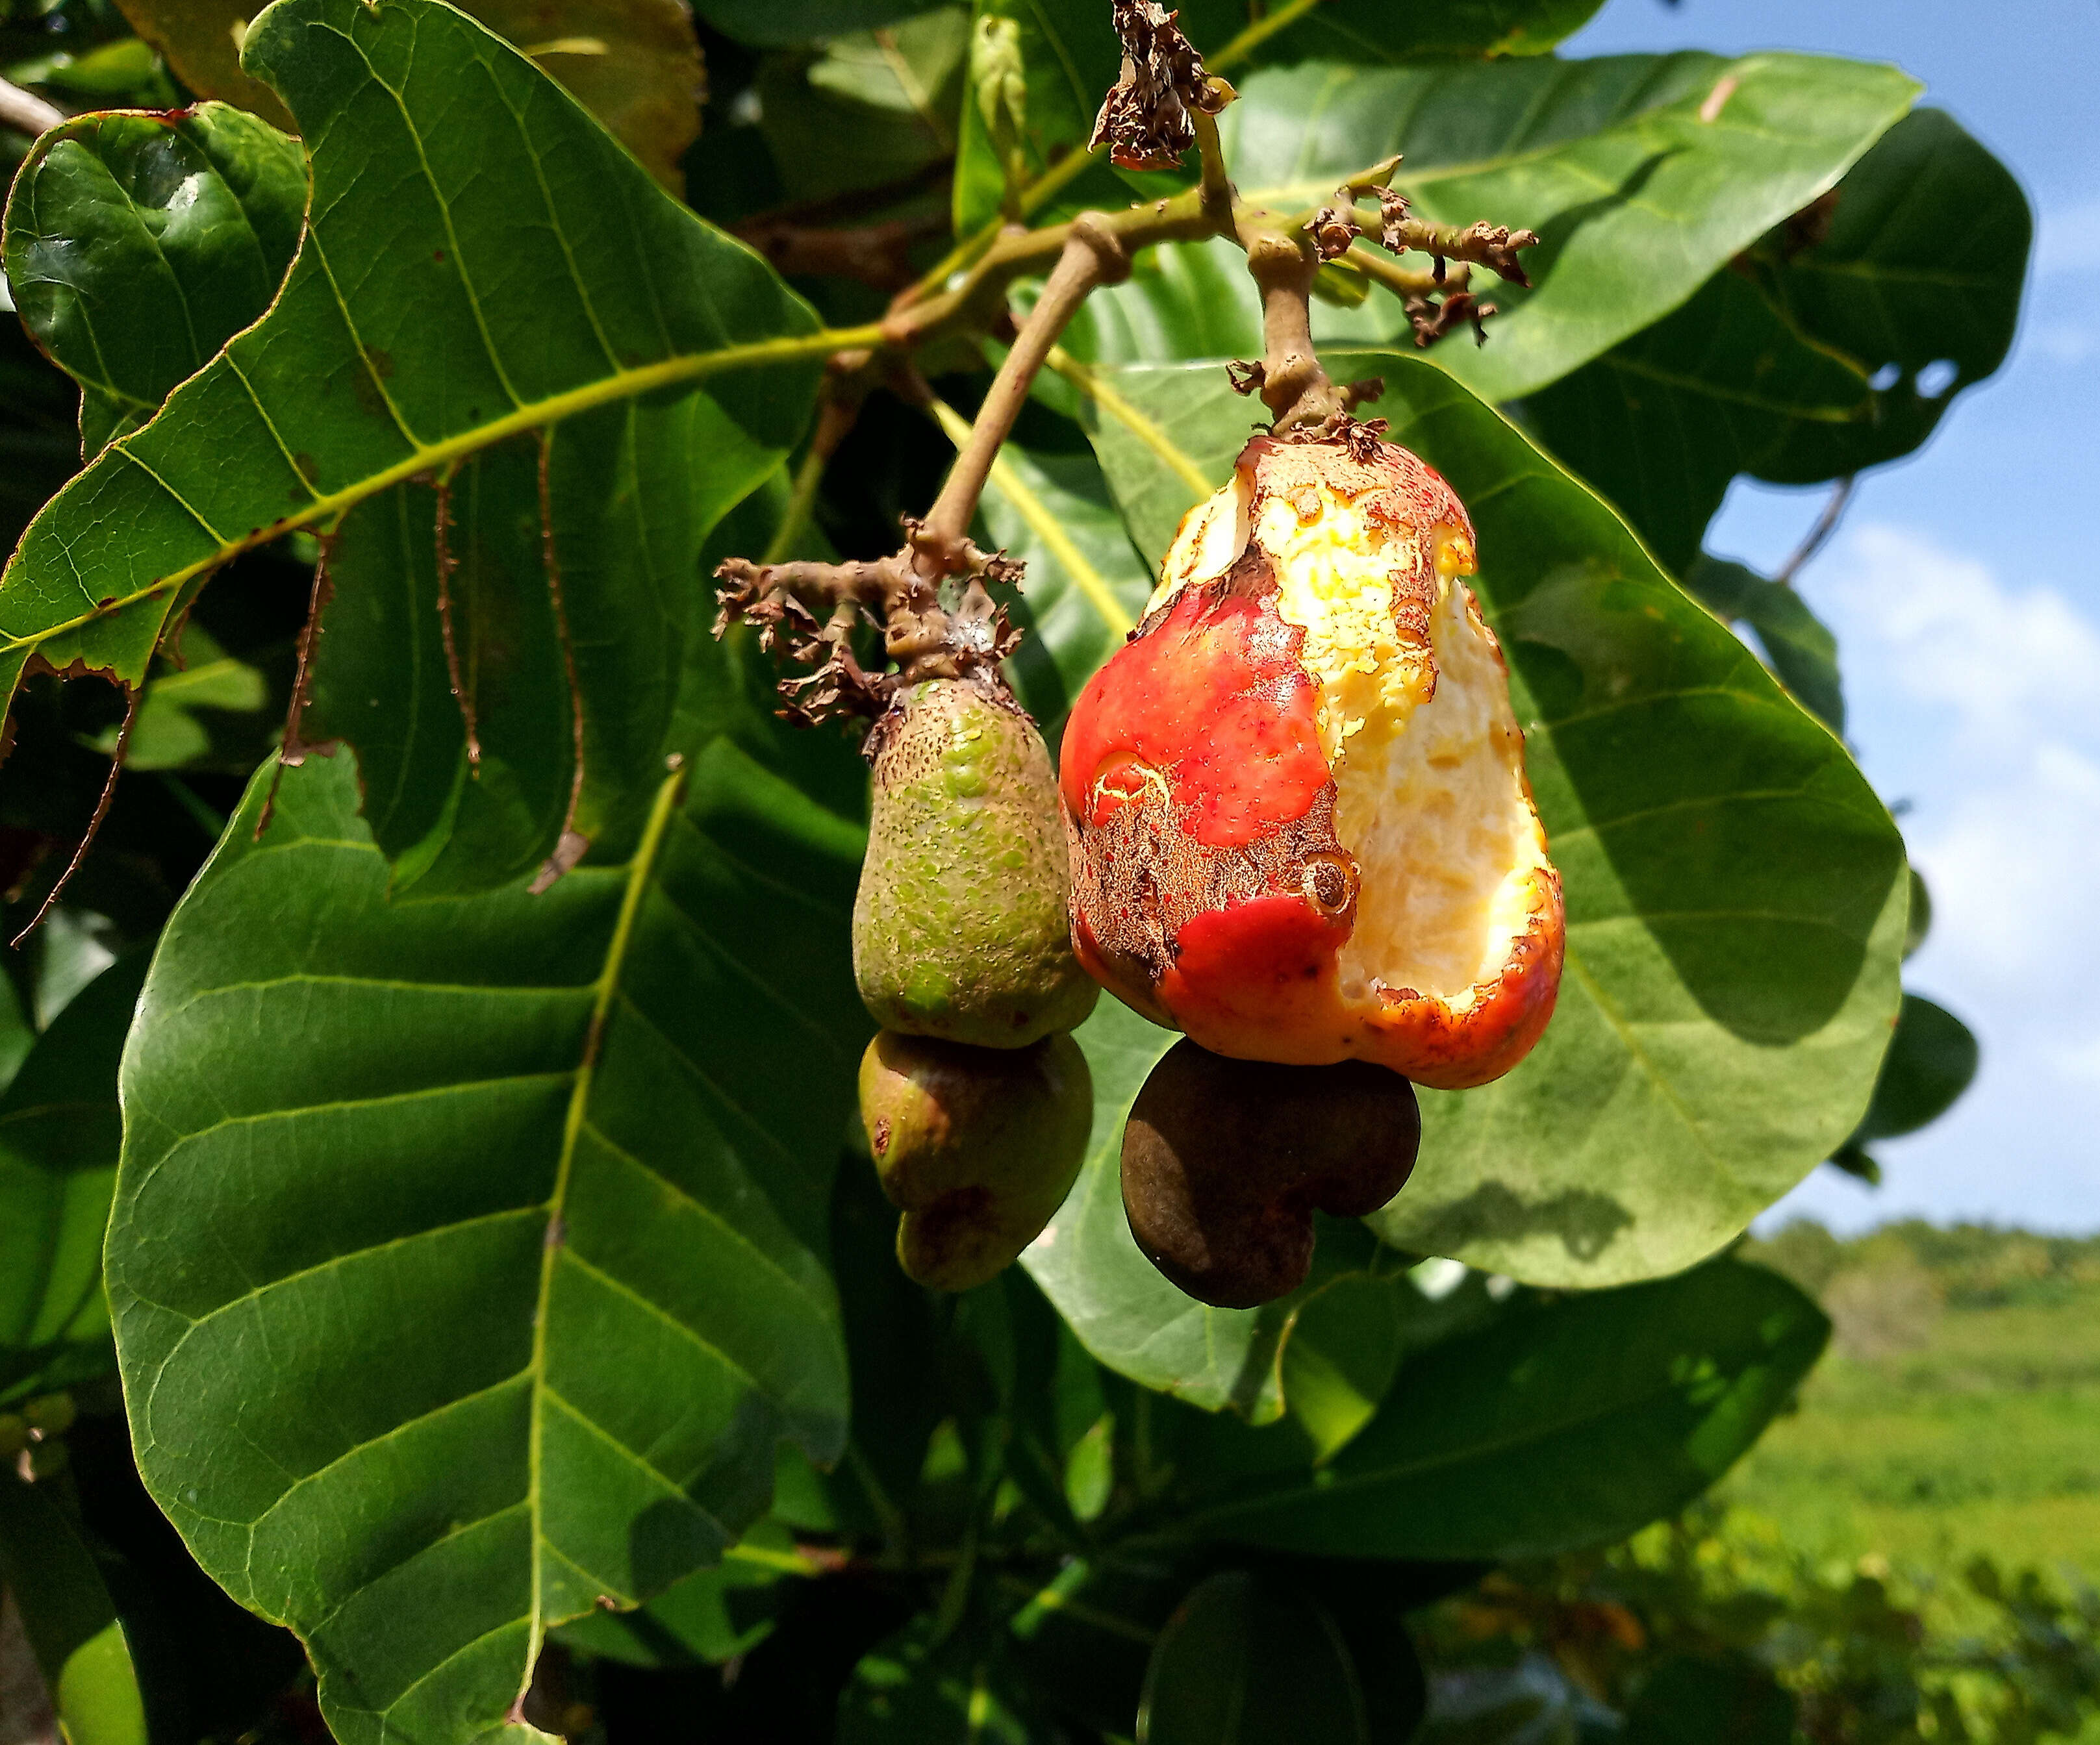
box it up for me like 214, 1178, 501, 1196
1809, 523, 2100, 1166
2034, 193, 2100, 277
1908, 738, 2100, 1001
1830, 523, 2100, 749
2030, 321, 2099, 366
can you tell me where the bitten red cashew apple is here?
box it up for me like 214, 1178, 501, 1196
1059, 433, 1563, 1090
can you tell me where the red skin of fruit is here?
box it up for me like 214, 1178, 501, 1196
1057, 441, 1562, 1090
1059, 586, 1354, 1042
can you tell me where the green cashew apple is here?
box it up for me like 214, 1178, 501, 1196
1122, 1040, 1420, 1307
854, 677, 1097, 1048
859, 1028, 1093, 1292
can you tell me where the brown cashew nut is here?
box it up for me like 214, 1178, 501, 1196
1121, 1040, 1420, 1307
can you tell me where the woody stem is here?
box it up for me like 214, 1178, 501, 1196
1241, 229, 1349, 434
913, 225, 1121, 575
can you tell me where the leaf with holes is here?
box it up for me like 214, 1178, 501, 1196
105, 641, 870, 1744
2, 103, 307, 458
1525, 110, 2030, 573
0, 0, 833, 897
1061, 351, 1906, 1288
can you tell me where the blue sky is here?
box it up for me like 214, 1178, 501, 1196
1567, 0, 2100, 1231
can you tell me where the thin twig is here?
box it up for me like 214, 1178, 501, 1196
11, 688, 137, 948
0, 77, 63, 138
259, 538, 338, 838
531, 433, 588, 893
1342, 244, 1454, 303
913, 223, 1125, 573
431, 469, 481, 767
1776, 475, 1855, 586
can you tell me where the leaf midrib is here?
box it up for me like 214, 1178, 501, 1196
0, 322, 870, 662
520, 764, 686, 1690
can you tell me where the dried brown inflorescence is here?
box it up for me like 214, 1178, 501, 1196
713, 529, 1023, 737
1089, 0, 1230, 171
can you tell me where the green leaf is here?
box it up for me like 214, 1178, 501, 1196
946, 0, 1612, 241
1276, 1273, 1404, 1463
1071, 351, 1908, 1288
1137, 1571, 1367, 1745
1068, 52, 1920, 403
1526, 110, 2030, 572
0, 950, 145, 1406
1021, 999, 1292, 1421
1683, 556, 1844, 734
1853, 993, 1977, 1145
108, 0, 705, 188
1198, 0, 1605, 68
1, 0, 835, 896
1747, 108, 2030, 481
105, 699, 867, 1745
3, 104, 307, 458
755, 10, 970, 208
1523, 271, 1873, 577
551, 1520, 806, 1666
88, 625, 272, 772
1162, 1259, 1828, 1559
0, 1476, 150, 1745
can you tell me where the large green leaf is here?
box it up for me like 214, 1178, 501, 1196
1, 0, 834, 896
0, 951, 145, 1407
0, 1475, 149, 1745
3, 104, 307, 458
105, 641, 868, 1745
1067, 351, 1908, 1288
1526, 108, 2030, 573
1683, 555, 1844, 735
1067, 53, 1919, 404
108, 0, 706, 188
1160, 1259, 1827, 1558
1521, 270, 1873, 578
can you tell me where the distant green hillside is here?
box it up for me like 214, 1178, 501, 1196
1735, 1222, 2100, 1583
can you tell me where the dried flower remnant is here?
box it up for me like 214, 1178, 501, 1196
1089, 0, 1228, 171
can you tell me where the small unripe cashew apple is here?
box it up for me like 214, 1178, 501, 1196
859, 1028, 1094, 1292
856, 677, 1098, 1048
1060, 434, 1563, 1089
1123, 1040, 1420, 1307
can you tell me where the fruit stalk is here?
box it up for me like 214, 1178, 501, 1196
913, 221, 1128, 579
